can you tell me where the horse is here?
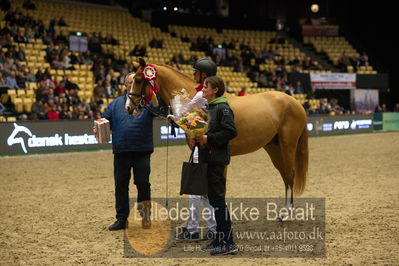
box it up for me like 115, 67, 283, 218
126, 58, 308, 217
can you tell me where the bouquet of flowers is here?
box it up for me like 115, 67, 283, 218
168, 89, 209, 138
176, 109, 208, 138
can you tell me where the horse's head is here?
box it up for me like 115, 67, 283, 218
125, 58, 159, 116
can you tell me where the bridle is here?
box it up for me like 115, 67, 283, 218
127, 74, 167, 118
127, 75, 146, 112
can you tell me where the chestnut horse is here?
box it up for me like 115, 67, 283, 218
126, 59, 308, 216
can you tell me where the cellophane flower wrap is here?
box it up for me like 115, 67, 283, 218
168, 89, 208, 138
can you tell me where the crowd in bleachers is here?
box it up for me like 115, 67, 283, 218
173, 33, 324, 90
0, 1, 395, 122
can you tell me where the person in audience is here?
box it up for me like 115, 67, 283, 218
6, 70, 19, 89
294, 81, 304, 94
46, 103, 59, 120
93, 79, 105, 104
238, 87, 246, 96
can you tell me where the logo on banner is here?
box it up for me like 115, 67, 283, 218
7, 123, 32, 153
5, 123, 103, 154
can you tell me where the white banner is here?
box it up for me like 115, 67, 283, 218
310, 73, 356, 89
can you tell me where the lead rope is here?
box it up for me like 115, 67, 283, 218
165, 106, 170, 209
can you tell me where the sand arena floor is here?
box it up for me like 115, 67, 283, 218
0, 132, 398, 265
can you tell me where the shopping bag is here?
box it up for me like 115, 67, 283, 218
180, 144, 208, 195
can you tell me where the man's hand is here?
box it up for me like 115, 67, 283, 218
196, 135, 207, 145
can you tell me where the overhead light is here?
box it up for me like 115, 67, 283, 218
163, 6, 167, 11
311, 4, 319, 13
173, 7, 178, 11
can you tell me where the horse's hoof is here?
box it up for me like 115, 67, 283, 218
278, 217, 292, 227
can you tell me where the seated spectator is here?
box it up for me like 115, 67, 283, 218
65, 88, 81, 107
257, 73, 268, 87
293, 81, 304, 94
87, 110, 95, 120
31, 97, 46, 119
51, 55, 63, 69
319, 98, 332, 114
0, 72, 7, 89
16, 71, 26, 89
238, 88, 246, 96
181, 34, 190, 42
375, 104, 383, 113
6, 71, 19, 89
43, 67, 52, 80
303, 101, 311, 114
46, 104, 60, 120
233, 62, 244, 72
40, 77, 55, 91
18, 113, 28, 120
394, 103, 399, 112
54, 82, 67, 98
60, 54, 73, 70
329, 98, 345, 114
308, 103, 320, 115
225, 81, 234, 94
13, 30, 27, 43
56, 30, 68, 45
16, 47, 26, 61
149, 38, 163, 48
171, 53, 185, 64
4, 57, 15, 73
23, 67, 35, 82
103, 80, 114, 99
60, 75, 79, 91
284, 83, 294, 96
58, 16, 68, 27
129, 44, 146, 57
78, 98, 91, 115
24, 25, 35, 43
307, 88, 316, 100
23, 0, 36, 10
35, 67, 44, 82
59, 104, 69, 119
105, 34, 118, 45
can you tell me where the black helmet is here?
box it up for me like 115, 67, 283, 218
192, 58, 217, 77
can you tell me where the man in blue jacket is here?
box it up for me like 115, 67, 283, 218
98, 73, 154, 231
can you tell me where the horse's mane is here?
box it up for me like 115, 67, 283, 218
157, 64, 196, 85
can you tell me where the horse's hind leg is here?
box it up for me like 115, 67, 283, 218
264, 142, 293, 212
265, 133, 298, 220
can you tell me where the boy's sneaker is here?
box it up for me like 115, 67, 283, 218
210, 241, 238, 256
175, 228, 200, 240
201, 239, 220, 252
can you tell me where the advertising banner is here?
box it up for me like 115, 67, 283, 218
382, 112, 399, 131
0, 119, 187, 155
1, 115, 376, 155
306, 114, 373, 137
310, 73, 356, 89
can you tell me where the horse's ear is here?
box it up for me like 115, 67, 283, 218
132, 61, 140, 69
139, 58, 146, 67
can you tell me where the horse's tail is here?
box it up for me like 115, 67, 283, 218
294, 124, 309, 196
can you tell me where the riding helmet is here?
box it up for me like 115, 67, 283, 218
192, 58, 217, 76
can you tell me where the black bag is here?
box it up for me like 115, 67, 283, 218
180, 144, 208, 195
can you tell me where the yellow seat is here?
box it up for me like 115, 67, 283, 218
23, 98, 33, 112
8, 89, 17, 101
14, 98, 23, 113
17, 90, 26, 99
